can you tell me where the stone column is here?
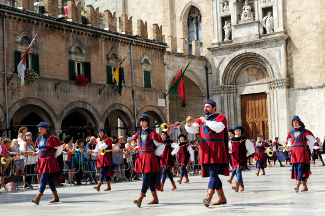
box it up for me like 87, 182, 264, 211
180, 38, 189, 55
192, 40, 200, 56
167, 36, 177, 53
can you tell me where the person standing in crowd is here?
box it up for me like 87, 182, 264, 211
186, 99, 229, 207
10, 139, 25, 177
227, 129, 236, 184
229, 126, 255, 192
20, 134, 38, 188
64, 135, 76, 184
92, 128, 113, 192
176, 134, 194, 184
112, 138, 122, 181
286, 115, 315, 192
272, 137, 284, 167
124, 137, 134, 180
2, 138, 18, 175
159, 131, 179, 191
312, 137, 325, 166
75, 139, 85, 185
31, 122, 63, 205
86, 136, 97, 183
133, 114, 165, 207
254, 135, 270, 176
17, 127, 27, 146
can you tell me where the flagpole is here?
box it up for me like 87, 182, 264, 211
99, 52, 130, 95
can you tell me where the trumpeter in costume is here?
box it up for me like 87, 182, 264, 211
177, 134, 194, 184
286, 115, 315, 192
31, 122, 63, 205
185, 99, 229, 207
92, 128, 113, 192
254, 135, 270, 176
159, 131, 179, 191
264, 137, 272, 166
272, 137, 284, 167
312, 137, 325, 166
133, 114, 165, 207
227, 129, 236, 184
229, 126, 255, 192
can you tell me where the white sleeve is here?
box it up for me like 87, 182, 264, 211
228, 141, 232, 153
187, 145, 194, 162
185, 123, 200, 134
287, 138, 292, 146
264, 146, 270, 152
54, 145, 63, 157
245, 139, 255, 157
306, 135, 316, 153
93, 144, 99, 154
205, 121, 225, 133
171, 143, 180, 155
153, 139, 165, 156
313, 145, 320, 150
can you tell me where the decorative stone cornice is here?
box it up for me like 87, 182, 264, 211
268, 78, 289, 89
209, 32, 288, 55
212, 78, 289, 93
212, 85, 238, 94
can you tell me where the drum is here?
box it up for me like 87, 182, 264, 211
112, 152, 124, 165
275, 151, 287, 162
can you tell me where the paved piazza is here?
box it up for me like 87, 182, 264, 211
1, 164, 325, 216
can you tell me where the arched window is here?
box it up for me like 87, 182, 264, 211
188, 6, 203, 56
20, 36, 31, 45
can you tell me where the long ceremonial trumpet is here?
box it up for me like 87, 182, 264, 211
1, 156, 20, 165
161, 119, 194, 132
99, 147, 135, 156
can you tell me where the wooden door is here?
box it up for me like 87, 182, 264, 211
240, 93, 269, 139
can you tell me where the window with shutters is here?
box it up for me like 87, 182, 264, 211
107, 65, 125, 85
144, 70, 151, 89
75, 61, 83, 76
14, 51, 40, 76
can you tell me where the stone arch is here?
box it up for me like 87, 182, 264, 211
179, 1, 203, 39
101, 103, 134, 128
8, 97, 58, 127
69, 40, 87, 55
179, 1, 204, 22
219, 49, 281, 85
16, 32, 32, 44
58, 101, 101, 129
137, 105, 167, 124
141, 53, 152, 65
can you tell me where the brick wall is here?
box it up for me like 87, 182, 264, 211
0, 8, 167, 135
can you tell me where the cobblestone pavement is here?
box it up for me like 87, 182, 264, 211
1, 164, 325, 216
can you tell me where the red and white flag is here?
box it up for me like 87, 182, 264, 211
17, 33, 38, 86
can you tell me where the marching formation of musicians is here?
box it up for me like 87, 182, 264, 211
1, 99, 325, 206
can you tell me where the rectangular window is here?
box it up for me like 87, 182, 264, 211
144, 70, 151, 89
25, 53, 33, 70
75, 61, 83, 76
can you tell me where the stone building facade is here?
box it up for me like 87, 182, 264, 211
0, 1, 167, 140
85, 0, 325, 142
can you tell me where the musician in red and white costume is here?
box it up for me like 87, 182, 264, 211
31, 122, 63, 205
312, 137, 325, 166
185, 99, 229, 207
286, 115, 315, 192
92, 128, 113, 192
133, 114, 165, 207
272, 137, 284, 167
254, 134, 270, 176
176, 134, 194, 184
